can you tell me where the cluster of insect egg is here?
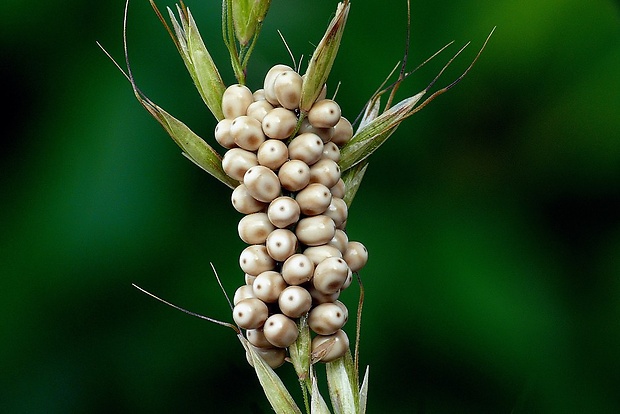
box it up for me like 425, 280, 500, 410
216, 64, 368, 369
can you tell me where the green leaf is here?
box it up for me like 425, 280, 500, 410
300, 1, 350, 112
339, 91, 425, 172
338, 28, 498, 173
357, 96, 381, 131
138, 96, 238, 189
231, 0, 272, 46
326, 350, 359, 414
184, 8, 226, 120
341, 161, 368, 208
155, 3, 226, 120
241, 335, 303, 414
289, 315, 312, 385
359, 366, 369, 414
311, 366, 333, 414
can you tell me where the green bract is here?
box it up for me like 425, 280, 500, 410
300, 1, 350, 113
312, 369, 333, 414
151, 1, 226, 120
138, 95, 238, 189
342, 162, 368, 208
223, 0, 271, 84
339, 91, 426, 172
242, 335, 303, 414
231, 0, 272, 46
326, 351, 361, 414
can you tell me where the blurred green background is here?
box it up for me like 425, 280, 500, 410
2, 0, 619, 412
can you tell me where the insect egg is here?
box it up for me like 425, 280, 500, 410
261, 107, 298, 139
222, 84, 253, 119
246, 328, 272, 348
324, 197, 348, 229
252, 270, 287, 303
237, 212, 275, 245
265, 228, 298, 262
278, 160, 311, 192
288, 133, 324, 165
312, 256, 350, 295
308, 99, 341, 128
233, 298, 268, 329
262, 313, 299, 348
239, 244, 276, 276
267, 196, 301, 228
233, 284, 256, 306
247, 345, 286, 369
343, 241, 369, 272
231, 184, 266, 214
295, 215, 336, 246
307, 302, 348, 335
273, 70, 303, 110
295, 183, 332, 216
309, 158, 341, 189
243, 166, 282, 203
331, 116, 354, 147
311, 329, 349, 363
303, 245, 342, 266
281, 253, 314, 285
222, 148, 258, 181
263, 64, 293, 105
230, 115, 266, 151
246, 99, 274, 122
257, 139, 288, 170
278, 285, 312, 318
214, 118, 236, 149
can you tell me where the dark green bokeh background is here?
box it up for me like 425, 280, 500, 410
2, 0, 619, 412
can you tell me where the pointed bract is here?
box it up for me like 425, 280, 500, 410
338, 91, 426, 172
231, 0, 272, 46
357, 96, 381, 132
160, 4, 226, 120
300, 1, 350, 112
289, 315, 312, 383
185, 9, 227, 120
341, 161, 368, 208
311, 367, 333, 414
241, 335, 304, 414
359, 366, 369, 414
137, 95, 237, 189
326, 350, 359, 414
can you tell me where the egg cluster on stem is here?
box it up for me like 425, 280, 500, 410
216, 64, 368, 368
